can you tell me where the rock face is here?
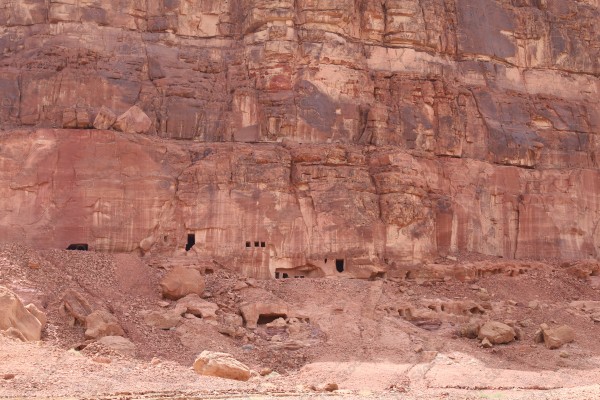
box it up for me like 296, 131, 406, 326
160, 267, 206, 300
0, 1, 599, 278
193, 351, 251, 381
0, 286, 44, 341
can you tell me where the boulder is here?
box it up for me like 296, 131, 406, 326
0, 286, 43, 341
160, 267, 205, 300
193, 351, 251, 381
240, 302, 289, 329
59, 290, 93, 326
113, 105, 152, 134
477, 321, 516, 344
97, 336, 136, 356
542, 325, 575, 349
177, 294, 218, 320
84, 310, 125, 339
93, 106, 117, 130
143, 307, 185, 330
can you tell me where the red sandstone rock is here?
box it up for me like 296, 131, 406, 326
113, 106, 152, 134
0, 1, 598, 278
93, 107, 117, 130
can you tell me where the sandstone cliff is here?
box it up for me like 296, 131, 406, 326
0, 1, 598, 278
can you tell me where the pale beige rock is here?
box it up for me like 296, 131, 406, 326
176, 294, 218, 320
160, 267, 205, 300
97, 336, 136, 356
477, 321, 516, 345
240, 302, 290, 329
0, 286, 43, 341
84, 310, 125, 339
143, 308, 184, 330
93, 106, 117, 130
59, 290, 92, 326
193, 351, 251, 381
542, 325, 576, 350
25, 304, 47, 328
113, 106, 152, 134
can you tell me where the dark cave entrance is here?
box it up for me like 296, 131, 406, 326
336, 259, 345, 273
185, 234, 195, 251
257, 313, 287, 325
67, 243, 88, 251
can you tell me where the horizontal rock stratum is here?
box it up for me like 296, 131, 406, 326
1, 129, 599, 278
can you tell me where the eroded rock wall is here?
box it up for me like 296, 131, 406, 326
0, 1, 598, 169
0, 1, 599, 277
1, 130, 599, 278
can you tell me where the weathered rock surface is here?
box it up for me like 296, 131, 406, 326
93, 107, 117, 130
2, 129, 600, 278
143, 308, 184, 330
84, 310, 125, 340
177, 294, 219, 320
478, 321, 516, 345
540, 324, 576, 350
193, 351, 251, 381
0, 0, 599, 277
160, 267, 206, 300
0, 286, 44, 341
240, 302, 290, 329
97, 336, 136, 356
113, 106, 152, 134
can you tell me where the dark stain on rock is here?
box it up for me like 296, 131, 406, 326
296, 80, 337, 132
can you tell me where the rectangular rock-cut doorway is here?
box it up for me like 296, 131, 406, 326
185, 233, 195, 251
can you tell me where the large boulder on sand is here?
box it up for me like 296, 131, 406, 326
113, 105, 152, 134
477, 321, 516, 344
160, 267, 205, 300
193, 351, 251, 381
0, 286, 44, 341
85, 310, 125, 339
540, 324, 575, 349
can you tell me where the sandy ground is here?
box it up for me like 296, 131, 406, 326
2, 243, 600, 399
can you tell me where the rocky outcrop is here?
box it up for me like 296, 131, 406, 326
0, 1, 599, 277
160, 267, 205, 300
1, 129, 600, 279
193, 351, 251, 381
0, 286, 45, 341
84, 310, 125, 340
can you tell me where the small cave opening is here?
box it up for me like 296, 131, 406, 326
67, 244, 88, 251
260, 241, 266, 247
257, 313, 287, 325
246, 241, 251, 248
185, 234, 195, 251
254, 241, 259, 247
336, 259, 345, 273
